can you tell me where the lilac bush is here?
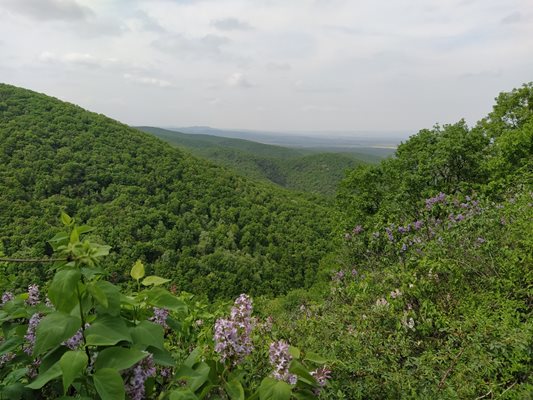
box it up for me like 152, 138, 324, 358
269, 340, 297, 384
123, 354, 156, 400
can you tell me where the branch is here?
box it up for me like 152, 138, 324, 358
438, 347, 465, 389
0, 257, 69, 263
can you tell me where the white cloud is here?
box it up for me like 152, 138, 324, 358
2, 0, 93, 21
123, 73, 174, 88
226, 72, 253, 88
211, 17, 252, 31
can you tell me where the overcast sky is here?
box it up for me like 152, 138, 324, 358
0, 0, 531, 134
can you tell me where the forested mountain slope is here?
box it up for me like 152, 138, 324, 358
0, 84, 339, 299
137, 126, 367, 196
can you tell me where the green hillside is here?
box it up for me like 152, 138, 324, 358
0, 84, 339, 299
137, 126, 369, 196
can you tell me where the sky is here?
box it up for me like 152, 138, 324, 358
0, 0, 532, 134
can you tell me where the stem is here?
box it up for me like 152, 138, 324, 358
76, 279, 91, 364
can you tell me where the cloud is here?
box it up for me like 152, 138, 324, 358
2, 0, 93, 21
152, 33, 232, 60
123, 73, 173, 88
500, 11, 522, 24
128, 10, 166, 33
39, 51, 107, 68
301, 104, 337, 112
226, 72, 253, 88
266, 62, 291, 71
211, 17, 253, 31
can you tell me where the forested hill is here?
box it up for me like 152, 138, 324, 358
0, 83, 339, 299
137, 126, 370, 196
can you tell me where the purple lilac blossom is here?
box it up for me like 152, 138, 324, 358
150, 307, 169, 329
414, 220, 423, 230
123, 354, 156, 400
385, 227, 394, 242
27, 358, 41, 379
24, 313, 42, 355
1, 291, 14, 305
0, 352, 15, 368
214, 294, 254, 365
269, 340, 297, 385
26, 284, 40, 306
353, 225, 363, 234
311, 366, 332, 387
63, 324, 89, 350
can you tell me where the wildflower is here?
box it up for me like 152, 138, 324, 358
123, 354, 156, 400
0, 352, 15, 368
26, 284, 40, 306
390, 289, 402, 299
375, 298, 389, 307
194, 319, 204, 327
351, 269, 358, 277
477, 237, 486, 244
27, 358, 41, 379
24, 313, 42, 355
1, 291, 14, 306
372, 231, 380, 238
398, 226, 407, 234
385, 227, 394, 242
402, 316, 415, 330
150, 307, 169, 329
63, 324, 89, 350
353, 225, 363, 235
269, 340, 297, 385
455, 214, 464, 222
311, 366, 331, 387
401, 243, 408, 252
333, 270, 345, 281
159, 367, 172, 379
344, 233, 351, 240
214, 294, 254, 365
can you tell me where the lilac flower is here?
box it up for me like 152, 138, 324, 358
1, 291, 14, 306
372, 231, 380, 238
332, 270, 345, 281
425, 193, 446, 209
401, 243, 408, 252
375, 298, 389, 307
150, 307, 169, 329
214, 294, 254, 365
385, 227, 394, 242
269, 340, 297, 385
159, 367, 172, 379
63, 324, 89, 350
123, 354, 156, 400
351, 269, 358, 277
344, 233, 351, 240
24, 313, 42, 355
27, 358, 41, 379
455, 214, 464, 222
0, 352, 15, 368
390, 289, 402, 299
398, 226, 407, 234
353, 225, 364, 235
26, 284, 40, 306
311, 366, 331, 387
477, 237, 486, 244
414, 220, 423, 230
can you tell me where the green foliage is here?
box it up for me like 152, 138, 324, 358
0, 218, 325, 399
138, 126, 369, 196
0, 83, 339, 298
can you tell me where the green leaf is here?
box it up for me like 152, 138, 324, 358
289, 346, 300, 359
130, 260, 145, 281
225, 379, 245, 400
148, 346, 175, 367
293, 390, 318, 400
146, 288, 187, 313
259, 377, 292, 400
130, 321, 164, 350
48, 232, 69, 251
93, 368, 125, 400
303, 352, 327, 364
93, 281, 120, 316
85, 315, 131, 346
141, 275, 171, 286
60, 351, 88, 394
94, 347, 147, 371
169, 389, 199, 400
289, 361, 316, 386
26, 362, 62, 389
60, 212, 72, 226
48, 269, 81, 313
87, 282, 108, 308
175, 362, 209, 391
34, 312, 81, 355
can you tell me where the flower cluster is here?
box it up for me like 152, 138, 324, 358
63, 324, 89, 350
425, 192, 446, 209
1, 291, 14, 306
0, 351, 15, 368
214, 294, 254, 365
311, 366, 331, 387
269, 340, 297, 384
26, 284, 40, 306
123, 354, 156, 400
24, 313, 42, 355
150, 307, 169, 329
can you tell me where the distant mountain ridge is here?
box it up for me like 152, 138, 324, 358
136, 126, 373, 196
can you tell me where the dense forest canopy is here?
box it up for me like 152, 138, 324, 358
0, 83, 339, 299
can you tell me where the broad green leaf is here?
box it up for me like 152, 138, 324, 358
289, 346, 300, 359
93, 281, 121, 316
87, 282, 108, 308
141, 275, 171, 286
93, 368, 125, 400
60, 351, 88, 394
94, 347, 147, 371
70, 228, 80, 244
130, 321, 164, 349
34, 312, 81, 355
175, 362, 209, 391
146, 288, 187, 313
48, 269, 81, 312
85, 315, 131, 346
225, 379, 245, 400
60, 212, 72, 226
259, 377, 291, 400
130, 260, 145, 281
293, 390, 318, 400
169, 389, 199, 400
289, 361, 316, 386
149, 346, 175, 367
303, 352, 327, 364
26, 362, 62, 389
48, 232, 69, 251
